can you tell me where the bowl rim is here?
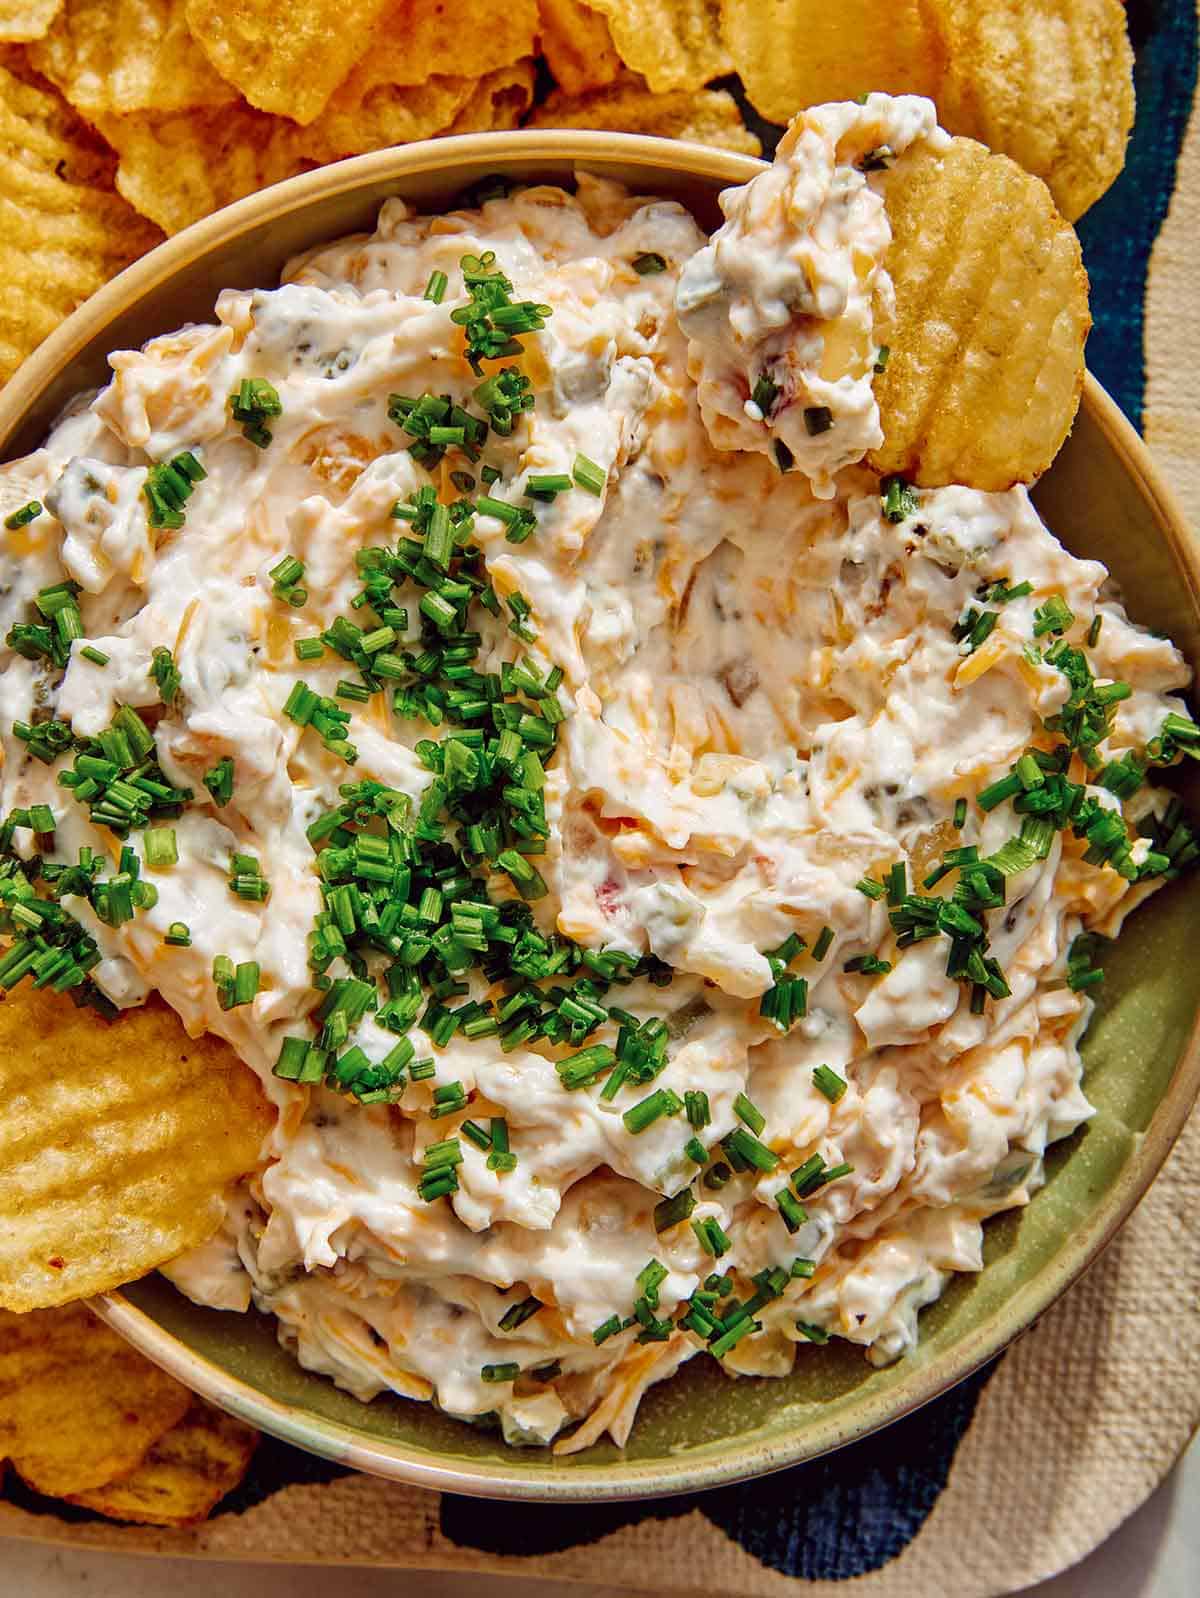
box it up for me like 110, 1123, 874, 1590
4, 129, 1199, 1501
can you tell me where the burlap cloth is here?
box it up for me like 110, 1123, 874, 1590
2, 7, 1199, 1592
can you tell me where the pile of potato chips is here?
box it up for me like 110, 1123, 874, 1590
0, 979, 271, 1526
0, 0, 1133, 1532
1, 0, 1134, 387
1, 1301, 259, 1525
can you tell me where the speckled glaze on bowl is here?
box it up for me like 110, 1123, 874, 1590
3, 133, 1198, 1502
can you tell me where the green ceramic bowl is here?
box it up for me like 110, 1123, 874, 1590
3, 133, 1199, 1502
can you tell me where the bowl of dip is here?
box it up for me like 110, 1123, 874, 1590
2, 130, 1199, 1500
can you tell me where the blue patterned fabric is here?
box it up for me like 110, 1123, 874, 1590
1078, 0, 1199, 426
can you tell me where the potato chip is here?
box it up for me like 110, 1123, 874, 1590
584, 0, 730, 93
183, 0, 392, 125
0, 0, 61, 38
335, 0, 538, 93
300, 69, 493, 166
530, 76, 760, 154
67, 1399, 259, 1526
538, 0, 622, 96
0, 62, 163, 384
926, 0, 1134, 221
95, 101, 312, 234
0, 1303, 191, 1496
0, 982, 274, 1311
720, 0, 941, 125
870, 134, 1089, 489
29, 0, 237, 115
445, 59, 538, 135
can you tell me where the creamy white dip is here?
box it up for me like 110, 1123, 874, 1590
1, 104, 1193, 1451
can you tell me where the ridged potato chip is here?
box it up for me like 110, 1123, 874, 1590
99, 62, 536, 236
0, 1303, 191, 1496
341, 0, 537, 92
870, 134, 1089, 488
0, 982, 273, 1311
445, 59, 538, 135
0, 0, 61, 38
584, 0, 730, 92
0, 61, 162, 384
301, 67, 500, 165
67, 1399, 259, 1526
926, 0, 1134, 222
720, 0, 941, 123
95, 101, 312, 235
29, 0, 237, 115
183, 0, 391, 125
530, 76, 760, 154
538, 0, 622, 96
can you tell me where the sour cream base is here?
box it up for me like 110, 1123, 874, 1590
0, 99, 1191, 1451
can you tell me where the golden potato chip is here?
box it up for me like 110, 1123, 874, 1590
29, 0, 237, 115
0, 0, 61, 38
0, 1303, 191, 1496
300, 69, 494, 166
338, 0, 538, 93
67, 1399, 259, 1526
0, 62, 163, 384
584, 0, 730, 93
96, 101, 312, 234
720, 0, 941, 124
445, 59, 538, 135
870, 134, 1089, 489
538, 0, 622, 96
926, 0, 1134, 221
183, 0, 392, 125
530, 76, 760, 154
0, 982, 274, 1311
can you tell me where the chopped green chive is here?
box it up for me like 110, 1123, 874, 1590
572, 453, 606, 496
810, 925, 834, 962
164, 921, 192, 947
843, 953, 892, 976
79, 645, 109, 666
776, 1188, 808, 1234
733, 1092, 765, 1135
684, 1089, 711, 1130
881, 475, 919, 523
856, 876, 885, 900
231, 378, 282, 448
691, 1215, 731, 1257
953, 797, 968, 828
632, 252, 667, 275
803, 405, 833, 437
1033, 595, 1075, 638
498, 1296, 542, 1333
812, 1065, 847, 1103
424, 269, 448, 304
203, 756, 235, 806
143, 826, 178, 869
5, 500, 42, 530
151, 645, 181, 705
653, 1186, 696, 1232
623, 1087, 683, 1135
481, 1362, 520, 1383
795, 1320, 830, 1344
723, 1126, 779, 1173
144, 454, 205, 531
